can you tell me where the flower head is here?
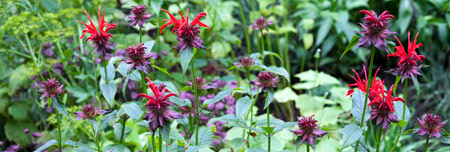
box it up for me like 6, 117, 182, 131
250, 71, 279, 90
160, 8, 210, 51
41, 42, 54, 57
77, 6, 117, 56
415, 114, 447, 139
125, 43, 153, 73
188, 76, 209, 90
355, 10, 394, 51
290, 115, 328, 150
251, 16, 273, 30
368, 85, 405, 132
234, 57, 255, 70
75, 104, 106, 120
346, 66, 384, 101
138, 77, 182, 132
387, 32, 425, 81
39, 78, 64, 100
126, 4, 152, 28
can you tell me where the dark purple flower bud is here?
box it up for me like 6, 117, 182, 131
53, 62, 64, 76
67, 37, 74, 43
41, 42, 54, 57
224, 95, 235, 106
206, 103, 215, 110
215, 102, 225, 110
161, 50, 168, 56
114, 49, 127, 59
31, 132, 41, 138
125, 43, 152, 73
414, 114, 447, 139
226, 106, 235, 114
229, 81, 238, 89
188, 77, 209, 90
290, 115, 328, 150
126, 4, 152, 28
234, 57, 255, 69
39, 78, 64, 100
355, 10, 395, 51
24, 128, 29, 133
201, 62, 217, 75
251, 16, 273, 30
131, 92, 139, 100
250, 71, 279, 90
74, 104, 106, 120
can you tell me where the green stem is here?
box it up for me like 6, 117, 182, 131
141, 71, 147, 94
92, 122, 101, 152
355, 45, 376, 152
376, 127, 382, 152
152, 132, 156, 152
266, 92, 271, 152
243, 69, 253, 146
246, 89, 260, 147
391, 79, 408, 152
238, 0, 252, 57
424, 135, 430, 152
306, 144, 310, 152
260, 30, 265, 64
265, 31, 275, 65
159, 129, 162, 152
139, 27, 142, 43
191, 49, 199, 146
119, 116, 126, 144
283, 1, 290, 74
102, 54, 108, 83
300, 48, 307, 72
52, 98, 62, 152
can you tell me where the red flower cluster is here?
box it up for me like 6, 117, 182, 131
368, 84, 405, 132
387, 32, 425, 81
138, 77, 182, 132
290, 115, 328, 150
78, 6, 117, 56
125, 43, 153, 73
160, 9, 210, 51
346, 66, 384, 100
356, 10, 394, 51
250, 71, 279, 90
39, 78, 64, 100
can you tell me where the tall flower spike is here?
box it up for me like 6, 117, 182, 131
77, 6, 117, 56
290, 115, 328, 150
39, 78, 64, 100
415, 114, 447, 139
355, 10, 394, 51
368, 84, 405, 132
387, 32, 425, 82
125, 43, 153, 73
160, 8, 210, 51
126, 4, 152, 28
138, 77, 182, 132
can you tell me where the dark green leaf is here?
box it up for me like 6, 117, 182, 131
52, 98, 72, 121
411, 76, 420, 95
151, 64, 173, 78
340, 35, 359, 60
169, 130, 188, 145
235, 96, 252, 118
351, 89, 370, 124
121, 102, 143, 121
264, 90, 274, 109
169, 96, 191, 107
33, 139, 57, 152
340, 124, 363, 150
99, 110, 117, 131
316, 18, 333, 45
100, 82, 117, 107
180, 47, 194, 74
143, 40, 155, 53
203, 89, 233, 106
100, 64, 115, 81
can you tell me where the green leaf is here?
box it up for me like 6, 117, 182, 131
351, 89, 370, 124
122, 75, 130, 100
302, 19, 315, 31
180, 47, 194, 74
261, 126, 274, 135
273, 122, 297, 132
264, 90, 274, 109
303, 33, 314, 50
169, 130, 188, 145
393, 101, 410, 122
208, 114, 246, 125
151, 64, 173, 78
441, 134, 450, 144
8, 103, 28, 120
226, 65, 237, 73
33, 139, 57, 152
52, 98, 72, 121
274, 87, 297, 103
203, 89, 233, 106
235, 96, 252, 118
150, 0, 163, 16
179, 86, 193, 92
397, 0, 413, 34
340, 124, 363, 150
143, 40, 155, 53
121, 102, 143, 121
250, 51, 283, 63
393, 76, 401, 96
259, 65, 290, 82
402, 129, 414, 135
99, 110, 117, 131
100, 82, 117, 107
411, 76, 420, 95
169, 96, 191, 107
316, 18, 333, 45
92, 119, 99, 137
189, 126, 214, 146
100, 64, 115, 81
340, 35, 359, 60
103, 144, 131, 152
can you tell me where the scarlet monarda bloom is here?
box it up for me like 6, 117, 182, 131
74, 104, 106, 120
251, 16, 273, 30
125, 43, 152, 73
250, 71, 279, 90
234, 57, 255, 70
39, 78, 64, 100
346, 66, 384, 101
188, 76, 209, 90
355, 10, 394, 51
126, 4, 152, 28
77, 6, 117, 56
290, 115, 328, 149
368, 85, 405, 132
387, 32, 425, 82
138, 77, 182, 132
160, 8, 210, 51
415, 114, 447, 139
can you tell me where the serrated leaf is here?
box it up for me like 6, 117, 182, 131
203, 89, 233, 106
52, 98, 72, 121
264, 90, 274, 109
170, 130, 188, 145
180, 47, 194, 74
189, 126, 214, 147
340, 35, 359, 60
351, 89, 370, 124
341, 124, 363, 150
121, 102, 143, 121
33, 139, 57, 152
235, 96, 252, 118
100, 82, 117, 107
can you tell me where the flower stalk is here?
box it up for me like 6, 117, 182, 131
52, 97, 62, 152
191, 48, 199, 146
159, 129, 162, 152
260, 30, 265, 63
424, 135, 430, 152
237, 0, 252, 57
266, 91, 271, 152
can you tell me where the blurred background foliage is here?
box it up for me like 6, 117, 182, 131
0, 0, 449, 151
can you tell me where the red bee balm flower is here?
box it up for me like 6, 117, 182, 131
346, 66, 384, 101
415, 114, 447, 139
138, 77, 182, 132
355, 10, 394, 51
125, 43, 153, 73
250, 71, 279, 90
160, 9, 210, 51
368, 85, 405, 132
77, 6, 117, 56
75, 104, 106, 120
126, 4, 152, 28
387, 32, 425, 82
290, 115, 328, 150
39, 78, 64, 100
